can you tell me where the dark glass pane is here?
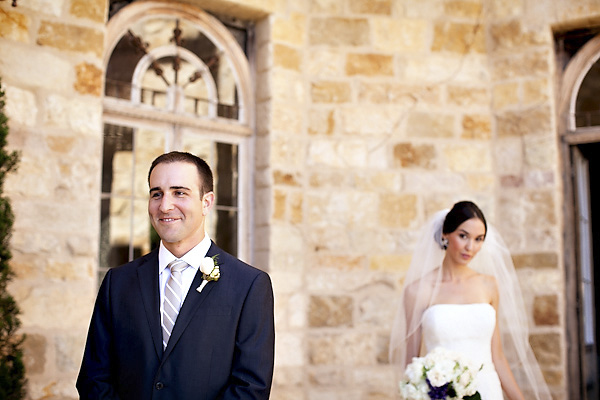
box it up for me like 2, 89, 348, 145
215, 209, 238, 257
102, 124, 134, 194
576, 61, 600, 127
215, 142, 238, 208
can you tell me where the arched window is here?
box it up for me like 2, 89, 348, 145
100, 1, 254, 279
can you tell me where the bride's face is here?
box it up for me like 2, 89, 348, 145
443, 217, 486, 265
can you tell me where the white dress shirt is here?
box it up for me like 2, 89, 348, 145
158, 234, 211, 315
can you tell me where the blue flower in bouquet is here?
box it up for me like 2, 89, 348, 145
398, 347, 482, 400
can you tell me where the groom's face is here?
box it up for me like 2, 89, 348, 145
148, 161, 214, 257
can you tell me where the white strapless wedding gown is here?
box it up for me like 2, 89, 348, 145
422, 303, 503, 400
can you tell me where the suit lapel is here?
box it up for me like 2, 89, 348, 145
162, 243, 221, 358
137, 249, 164, 359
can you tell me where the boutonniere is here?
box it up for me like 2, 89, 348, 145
196, 254, 220, 294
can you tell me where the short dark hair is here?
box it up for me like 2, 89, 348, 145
148, 151, 214, 195
442, 201, 487, 236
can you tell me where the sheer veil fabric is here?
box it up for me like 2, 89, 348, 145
389, 210, 551, 400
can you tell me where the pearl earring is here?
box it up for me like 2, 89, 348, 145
441, 238, 448, 250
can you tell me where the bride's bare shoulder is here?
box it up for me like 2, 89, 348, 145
403, 268, 439, 301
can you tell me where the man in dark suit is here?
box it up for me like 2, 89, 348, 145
77, 151, 275, 399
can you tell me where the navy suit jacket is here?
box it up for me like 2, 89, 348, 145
77, 242, 275, 399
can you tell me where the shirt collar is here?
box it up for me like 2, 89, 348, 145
158, 234, 212, 273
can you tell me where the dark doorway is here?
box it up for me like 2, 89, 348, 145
572, 143, 600, 400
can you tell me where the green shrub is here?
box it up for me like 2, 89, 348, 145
0, 78, 25, 400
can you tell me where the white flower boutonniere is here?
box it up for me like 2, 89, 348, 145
196, 254, 220, 294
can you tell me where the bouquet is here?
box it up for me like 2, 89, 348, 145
399, 347, 482, 400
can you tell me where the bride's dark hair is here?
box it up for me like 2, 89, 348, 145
442, 201, 487, 236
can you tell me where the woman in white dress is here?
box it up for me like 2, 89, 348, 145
389, 201, 551, 400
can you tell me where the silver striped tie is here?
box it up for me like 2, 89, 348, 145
162, 260, 188, 349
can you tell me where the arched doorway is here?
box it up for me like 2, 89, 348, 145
558, 28, 600, 400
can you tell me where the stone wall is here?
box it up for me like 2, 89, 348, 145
0, 0, 598, 399
0, 0, 106, 398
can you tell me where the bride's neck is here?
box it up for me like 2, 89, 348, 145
440, 258, 471, 281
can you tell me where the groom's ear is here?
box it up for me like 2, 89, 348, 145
202, 191, 215, 215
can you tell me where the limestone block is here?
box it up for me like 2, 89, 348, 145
42, 94, 102, 135
369, 254, 411, 273
529, 332, 562, 366
56, 332, 87, 373
305, 268, 395, 293
493, 138, 523, 174
488, 0, 522, 19
378, 193, 417, 228
495, 105, 552, 137
524, 191, 556, 227
3, 85, 37, 127
23, 333, 46, 375
309, 169, 352, 188
461, 113, 491, 139
44, 257, 93, 281
493, 81, 519, 110
309, 18, 370, 46
523, 78, 550, 105
311, 81, 351, 104
443, 144, 492, 172
346, 53, 394, 77
272, 69, 305, 102
0, 9, 30, 42
74, 62, 102, 96
310, 0, 343, 14
372, 18, 429, 52
308, 332, 378, 365
354, 171, 402, 192
309, 295, 353, 327
359, 83, 441, 106
274, 43, 301, 71
350, 366, 397, 395
37, 21, 103, 57
467, 174, 495, 191
274, 366, 305, 387
70, 0, 107, 23
308, 108, 335, 136
311, 254, 366, 270
340, 107, 400, 135
540, 369, 563, 387
524, 170, 555, 188
271, 138, 305, 169
349, 0, 392, 15
533, 294, 559, 326
307, 139, 368, 168
403, 0, 444, 18
491, 50, 551, 80
443, 0, 483, 19
306, 225, 352, 252
489, 20, 549, 52
524, 135, 557, 169
432, 21, 486, 54
0, 43, 72, 92
306, 190, 377, 228
273, 13, 306, 45
276, 331, 305, 367
23, 0, 64, 17
274, 170, 301, 186
447, 85, 489, 108
289, 191, 303, 224
393, 142, 436, 168
271, 102, 303, 133
17, 284, 96, 330
406, 111, 455, 138
517, 268, 563, 295
403, 171, 467, 192
401, 54, 490, 83
306, 49, 345, 77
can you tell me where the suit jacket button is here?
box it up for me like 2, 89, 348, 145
155, 382, 164, 390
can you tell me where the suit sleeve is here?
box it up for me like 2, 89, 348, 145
222, 271, 275, 400
76, 270, 121, 400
